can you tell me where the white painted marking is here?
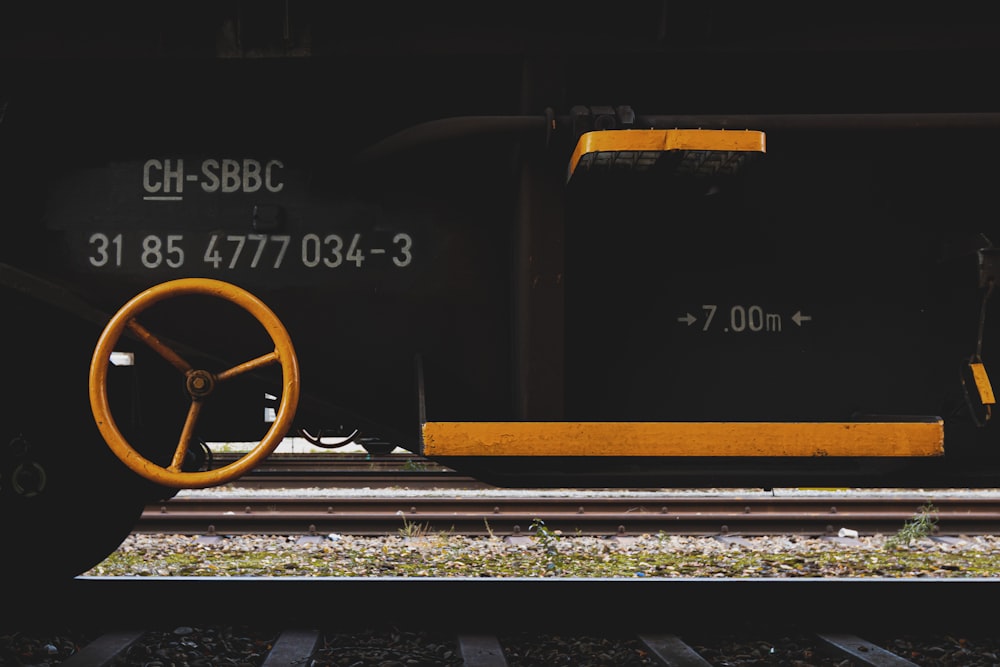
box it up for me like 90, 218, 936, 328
110, 351, 134, 366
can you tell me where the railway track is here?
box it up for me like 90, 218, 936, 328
22, 626, 983, 666
213, 452, 492, 489
28, 462, 1000, 664
140, 493, 1000, 537
100, 463, 1000, 664
11, 577, 1000, 666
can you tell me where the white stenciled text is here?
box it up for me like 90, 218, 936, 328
142, 159, 285, 199
85, 232, 413, 271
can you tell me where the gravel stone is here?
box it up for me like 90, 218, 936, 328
85, 532, 1000, 579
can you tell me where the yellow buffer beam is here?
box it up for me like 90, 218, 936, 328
422, 421, 944, 457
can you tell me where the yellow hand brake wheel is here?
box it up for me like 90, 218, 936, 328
89, 278, 300, 489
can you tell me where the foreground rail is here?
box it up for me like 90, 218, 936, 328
51, 627, 942, 667
9, 576, 1000, 666
137, 493, 1000, 537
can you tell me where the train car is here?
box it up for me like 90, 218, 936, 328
5, 4, 1000, 577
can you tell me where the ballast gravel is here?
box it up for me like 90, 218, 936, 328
85, 531, 1000, 579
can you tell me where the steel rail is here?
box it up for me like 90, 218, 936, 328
212, 452, 491, 489
137, 494, 999, 537
29, 626, 961, 667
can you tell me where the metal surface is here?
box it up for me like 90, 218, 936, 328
136, 494, 998, 537
567, 128, 766, 179
209, 452, 490, 489
422, 421, 944, 457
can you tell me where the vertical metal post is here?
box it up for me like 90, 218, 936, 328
513, 56, 566, 419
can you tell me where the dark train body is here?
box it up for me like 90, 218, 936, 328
4, 4, 1000, 576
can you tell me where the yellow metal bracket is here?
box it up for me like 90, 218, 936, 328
567, 128, 766, 181
422, 421, 944, 458
970, 362, 996, 405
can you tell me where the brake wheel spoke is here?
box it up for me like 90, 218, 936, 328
125, 317, 193, 374
216, 350, 281, 383
170, 400, 204, 471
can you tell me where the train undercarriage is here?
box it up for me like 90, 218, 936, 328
5, 5, 1000, 576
